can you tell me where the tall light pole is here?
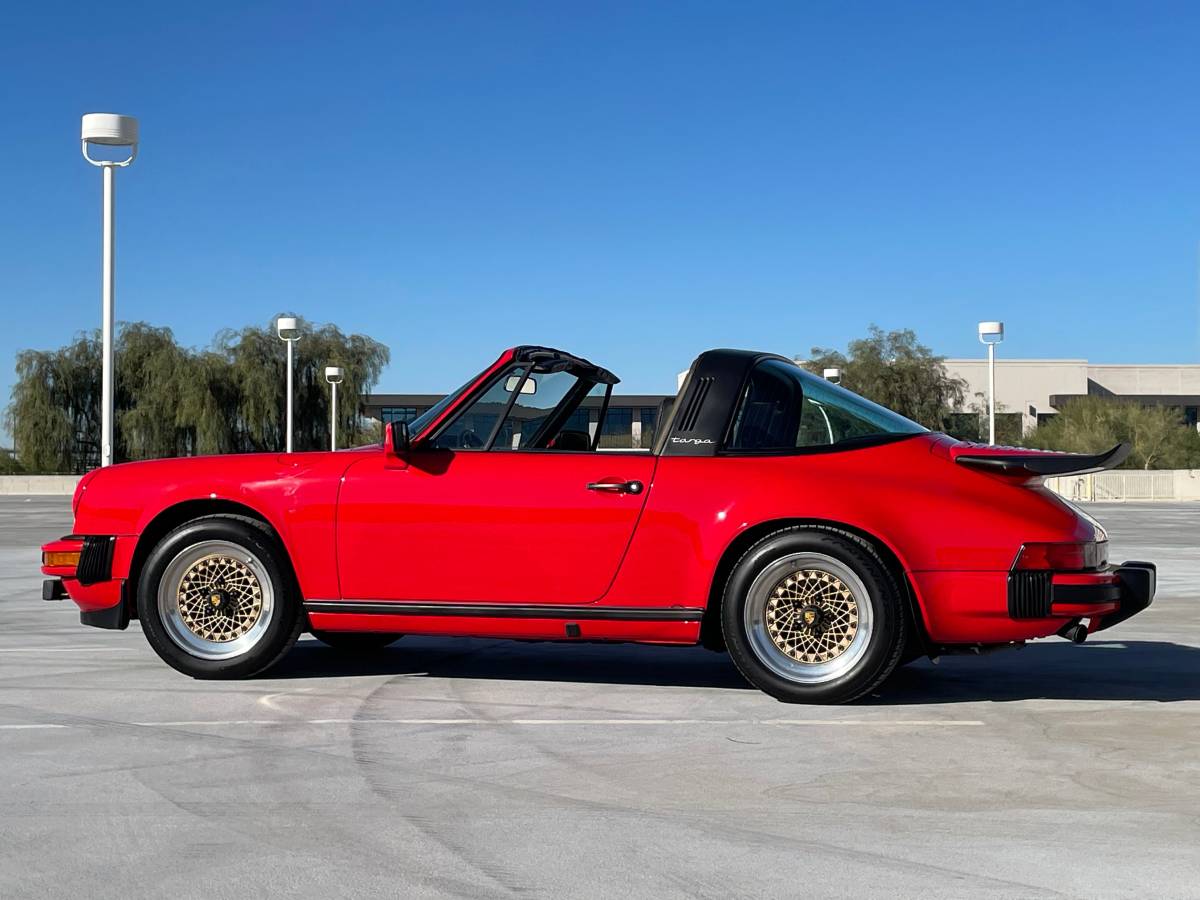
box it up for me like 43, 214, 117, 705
978, 321, 1005, 445
277, 317, 300, 452
325, 366, 344, 451
81, 113, 139, 467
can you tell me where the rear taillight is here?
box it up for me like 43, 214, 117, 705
1013, 541, 1108, 572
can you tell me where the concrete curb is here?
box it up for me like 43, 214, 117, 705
0, 476, 81, 495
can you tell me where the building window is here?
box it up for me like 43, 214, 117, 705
563, 408, 590, 435
639, 407, 659, 448
599, 407, 633, 449
381, 407, 419, 424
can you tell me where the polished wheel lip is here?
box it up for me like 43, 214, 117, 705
744, 552, 874, 685
157, 540, 275, 661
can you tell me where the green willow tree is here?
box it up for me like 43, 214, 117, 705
6, 316, 389, 472
800, 326, 967, 431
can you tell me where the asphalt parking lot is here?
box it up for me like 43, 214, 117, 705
1, 497, 1197, 898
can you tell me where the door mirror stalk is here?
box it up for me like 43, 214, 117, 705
384, 421, 410, 466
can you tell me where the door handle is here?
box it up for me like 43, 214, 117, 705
586, 480, 644, 495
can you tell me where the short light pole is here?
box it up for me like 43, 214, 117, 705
822, 367, 841, 384
325, 366, 344, 451
277, 317, 300, 452
81, 113, 139, 467
978, 321, 1005, 444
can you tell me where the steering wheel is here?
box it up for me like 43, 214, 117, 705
459, 429, 484, 449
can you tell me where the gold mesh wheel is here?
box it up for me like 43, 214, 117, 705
176, 554, 264, 642
157, 539, 277, 661
743, 551, 875, 685
764, 569, 859, 664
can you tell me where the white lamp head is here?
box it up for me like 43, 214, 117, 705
978, 320, 1005, 344
81, 113, 139, 166
822, 367, 841, 383
325, 366, 345, 384
82, 113, 139, 145
277, 316, 300, 341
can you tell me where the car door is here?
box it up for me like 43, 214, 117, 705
336, 362, 657, 604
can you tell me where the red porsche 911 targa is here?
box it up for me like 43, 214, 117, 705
41, 346, 1156, 703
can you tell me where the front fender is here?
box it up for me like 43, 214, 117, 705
71, 452, 362, 600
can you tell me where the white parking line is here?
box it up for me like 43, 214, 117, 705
0, 718, 984, 730
0, 724, 69, 730
0, 648, 132, 653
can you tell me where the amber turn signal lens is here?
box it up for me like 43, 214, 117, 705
43, 550, 81, 568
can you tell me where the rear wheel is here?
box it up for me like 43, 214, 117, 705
311, 630, 403, 652
721, 528, 906, 704
137, 516, 302, 679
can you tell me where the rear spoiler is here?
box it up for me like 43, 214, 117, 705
953, 442, 1130, 477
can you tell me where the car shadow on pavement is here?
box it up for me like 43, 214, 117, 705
272, 636, 755, 690
869, 640, 1200, 704
271, 636, 1200, 702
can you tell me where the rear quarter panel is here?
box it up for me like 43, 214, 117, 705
604, 434, 1094, 610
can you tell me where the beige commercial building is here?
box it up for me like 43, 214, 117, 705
944, 359, 1200, 435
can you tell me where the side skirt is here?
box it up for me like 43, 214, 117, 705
303, 600, 703, 621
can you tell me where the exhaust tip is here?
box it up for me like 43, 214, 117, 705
1062, 623, 1088, 644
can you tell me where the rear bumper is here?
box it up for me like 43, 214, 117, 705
1083, 562, 1156, 632
1011, 562, 1156, 626
911, 562, 1157, 644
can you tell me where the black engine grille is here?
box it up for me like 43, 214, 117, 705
76, 536, 115, 586
1008, 571, 1053, 619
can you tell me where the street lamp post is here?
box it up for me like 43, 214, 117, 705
81, 113, 139, 467
277, 317, 300, 452
325, 366, 344, 451
978, 321, 1005, 445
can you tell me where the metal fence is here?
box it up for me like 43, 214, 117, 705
1044, 470, 1199, 502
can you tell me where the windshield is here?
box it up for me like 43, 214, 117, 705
728, 359, 926, 451
405, 378, 475, 438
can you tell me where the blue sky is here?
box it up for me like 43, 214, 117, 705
3, 1, 1199, 442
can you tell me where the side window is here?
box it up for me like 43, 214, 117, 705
726, 359, 927, 453
727, 363, 802, 450
796, 396, 835, 446
429, 367, 528, 450
492, 369, 593, 450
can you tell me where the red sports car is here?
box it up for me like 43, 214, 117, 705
41, 346, 1155, 703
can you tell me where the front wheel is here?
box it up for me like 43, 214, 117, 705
721, 528, 906, 704
137, 516, 303, 679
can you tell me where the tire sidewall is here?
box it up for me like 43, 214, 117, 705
137, 518, 301, 679
722, 530, 905, 704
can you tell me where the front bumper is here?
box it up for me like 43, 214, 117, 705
40, 534, 132, 630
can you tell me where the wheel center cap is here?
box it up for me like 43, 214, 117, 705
208, 590, 232, 613
800, 605, 824, 631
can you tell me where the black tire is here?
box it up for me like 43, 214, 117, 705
136, 515, 303, 679
721, 527, 906, 704
311, 630, 403, 652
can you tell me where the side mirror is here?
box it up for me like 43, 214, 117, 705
384, 421, 410, 459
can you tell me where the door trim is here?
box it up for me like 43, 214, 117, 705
304, 600, 703, 621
